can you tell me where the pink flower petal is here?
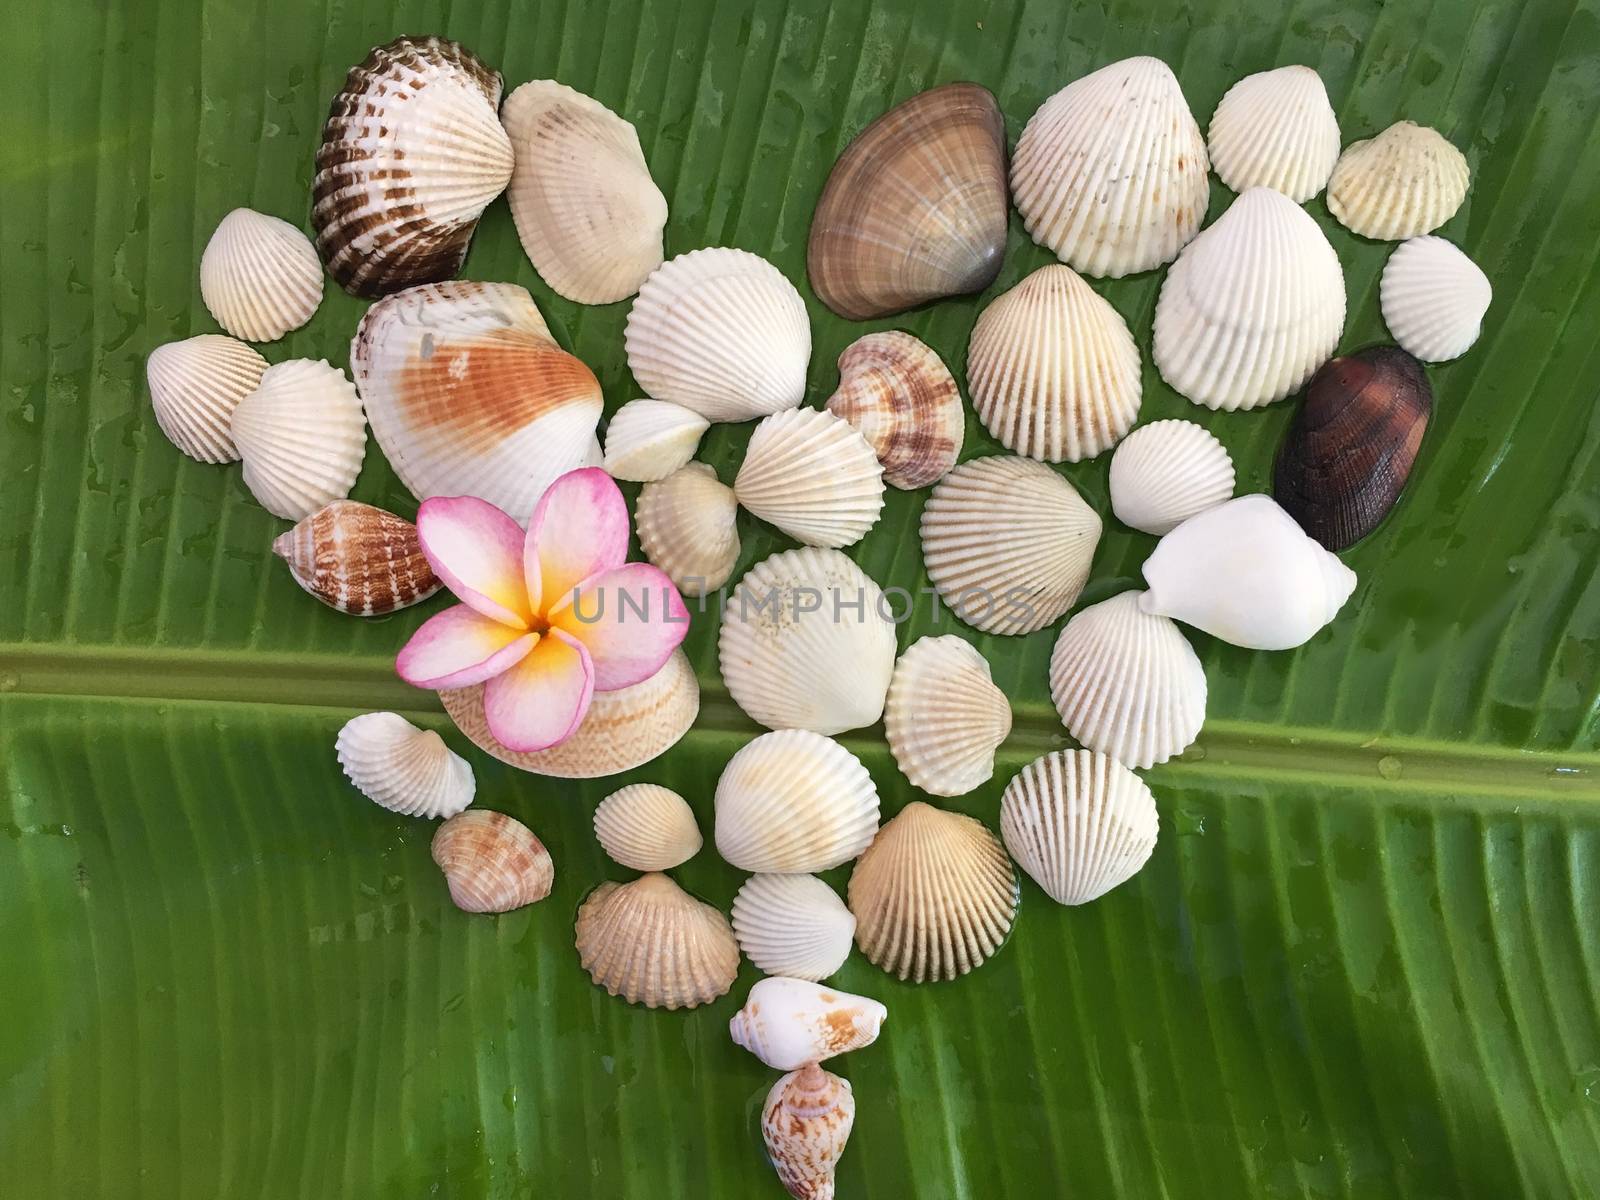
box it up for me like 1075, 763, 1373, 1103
548, 562, 690, 691
524, 468, 629, 614
396, 604, 538, 689
416, 496, 532, 628
482, 627, 596, 752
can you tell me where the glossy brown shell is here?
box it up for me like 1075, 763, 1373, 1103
272, 499, 440, 616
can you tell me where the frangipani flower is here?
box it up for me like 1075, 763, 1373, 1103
397, 468, 690, 752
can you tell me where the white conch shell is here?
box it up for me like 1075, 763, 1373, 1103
500, 80, 667, 304
574, 872, 738, 1010
729, 976, 887, 1070
624, 247, 811, 422
823, 331, 963, 490
602, 399, 709, 482
762, 1064, 856, 1200
1154, 187, 1346, 411
1108, 419, 1235, 535
1000, 749, 1159, 905
146, 334, 267, 463
731, 874, 856, 982
635, 463, 740, 597
919, 455, 1102, 635
966, 264, 1141, 462
1011, 56, 1209, 278
718, 548, 896, 735
230, 359, 367, 520
592, 783, 702, 871
336, 712, 474, 819
431, 810, 553, 913
1207, 66, 1340, 202
734, 408, 886, 547
714, 729, 880, 873
199, 208, 323, 342
1327, 120, 1470, 241
884, 635, 1012, 796
1140, 494, 1357, 649
1379, 236, 1492, 362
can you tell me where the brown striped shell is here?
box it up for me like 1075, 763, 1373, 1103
272, 500, 440, 616
761, 1064, 856, 1200
430, 810, 554, 913
824, 331, 964, 490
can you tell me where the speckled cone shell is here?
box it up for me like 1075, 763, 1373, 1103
1379, 236, 1492, 362
1000, 749, 1159, 905
230, 359, 367, 520
146, 334, 266, 463
272, 499, 440, 615
635, 463, 741, 597
761, 1064, 857, 1200
824, 331, 963, 490
731, 874, 857, 982
847, 801, 1018, 983
430, 810, 553, 913
1108, 419, 1236, 536
884, 635, 1012, 797
602, 399, 709, 482
1327, 121, 1470, 241
734, 408, 886, 548
199, 208, 323, 343
1207, 66, 1340, 202
574, 872, 739, 1010
919, 455, 1102, 636
336, 712, 474, 819
592, 783, 702, 872
729, 976, 887, 1070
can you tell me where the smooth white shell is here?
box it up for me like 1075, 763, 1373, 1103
199, 208, 323, 342
602, 399, 709, 482
635, 463, 741, 597
592, 783, 702, 871
734, 408, 886, 547
729, 976, 887, 1071
884, 635, 1013, 797
1109, 419, 1236, 535
336, 712, 474, 819
1327, 121, 1470, 241
731, 874, 856, 982
762, 1065, 856, 1200
146, 334, 267, 463
230, 359, 367, 520
1379, 236, 1492, 362
1207, 66, 1340, 202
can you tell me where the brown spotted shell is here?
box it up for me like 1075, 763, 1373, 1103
824, 331, 964, 490
430, 810, 554, 913
762, 1064, 856, 1200
574, 872, 739, 1010
272, 499, 440, 615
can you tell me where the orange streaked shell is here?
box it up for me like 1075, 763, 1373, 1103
574, 872, 739, 1010
430, 810, 553, 913
761, 1064, 856, 1200
824, 331, 963, 490
272, 500, 440, 616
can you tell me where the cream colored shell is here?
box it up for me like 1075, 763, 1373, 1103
762, 1065, 856, 1200
729, 976, 887, 1070
734, 407, 885, 547
1207, 66, 1340, 202
574, 872, 739, 1009
601, 399, 709, 482
1108, 419, 1236, 536
1379, 236, 1492, 362
635, 463, 741, 597
1327, 121, 1470, 241
230, 359, 367, 520
431, 810, 554, 913
199, 208, 323, 342
336, 712, 474, 820
592, 783, 702, 871
884, 635, 1012, 797
730, 873, 856, 982
146, 334, 267, 463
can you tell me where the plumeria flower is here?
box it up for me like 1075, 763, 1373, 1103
396, 468, 690, 752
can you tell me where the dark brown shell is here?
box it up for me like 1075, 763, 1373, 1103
271, 499, 441, 615
1273, 345, 1432, 550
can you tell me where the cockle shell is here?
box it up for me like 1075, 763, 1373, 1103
625, 247, 811, 423
884, 636, 1012, 797
351, 281, 603, 521
1154, 187, 1346, 411
718, 548, 896, 735
1140, 494, 1357, 649
272, 499, 440, 615
313, 36, 512, 297
1000, 749, 1159, 905
729, 976, 887, 1070
431, 810, 553, 913
731, 874, 856, 982
146, 334, 267, 463
230, 359, 367, 520
635, 463, 741, 597
336, 711, 474, 819
714, 729, 880, 874
919, 455, 1102, 636
824, 332, 963, 490
762, 1065, 857, 1200
1108, 419, 1236, 536
592, 783, 702, 872
966, 264, 1142, 462
501, 80, 667, 304
1011, 56, 1209, 278
734, 408, 886, 548
848, 801, 1018, 983
808, 81, 1007, 320
1379, 236, 1492, 363
574, 872, 739, 1010
1327, 121, 1470, 241
199, 208, 323, 343
602, 399, 709, 482
1207, 66, 1340, 202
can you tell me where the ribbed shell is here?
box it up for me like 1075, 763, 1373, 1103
1379, 236, 1492, 362
574, 873, 739, 1009
146, 334, 267, 463
230, 359, 367, 520
1327, 121, 1470, 241
336, 712, 475, 819
1207, 66, 1340, 202
199, 208, 323, 342
272, 499, 440, 615
824, 331, 963, 490
729, 976, 888, 1070
592, 783, 702, 871
731, 873, 857, 982
1108, 419, 1236, 536
635, 463, 741, 597
884, 635, 1012, 797
430, 810, 553, 913
734, 408, 885, 548
762, 1065, 857, 1200
602, 399, 709, 482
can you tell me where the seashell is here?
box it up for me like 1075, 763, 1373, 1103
1207, 66, 1340, 202
999, 749, 1159, 905
602, 399, 709, 482
313, 36, 512, 298
1154, 187, 1346, 412
351, 281, 603, 521
715, 729, 880, 873
145, 334, 267, 463
848, 801, 1018, 983
574, 872, 738, 1009
1379, 236, 1492, 363
1048, 591, 1206, 769
1011, 56, 1209, 278
199, 208, 323, 342
430, 810, 553, 913
762, 1064, 856, 1200
734, 408, 885, 547
807, 82, 1007, 320
1108, 419, 1236, 536
501, 80, 667, 304
1273, 345, 1433, 551
336, 711, 474, 819
729, 976, 887, 1070
1327, 121, 1470, 241
440, 647, 698, 777
718, 548, 896, 735
966, 264, 1142, 462
592, 783, 702, 872
919, 455, 1102, 636
884, 635, 1012, 797
635, 463, 741, 597
730, 874, 856, 982
1140, 494, 1358, 649
230, 359, 367, 520
824, 332, 963, 490
272, 499, 440, 615
624, 248, 811, 423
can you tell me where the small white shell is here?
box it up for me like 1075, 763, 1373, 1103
734, 408, 886, 547
1109, 420, 1236, 535
884, 636, 1012, 797
762, 1064, 856, 1200
729, 976, 887, 1071
1207, 66, 1340, 202
731, 874, 856, 982
146, 334, 267, 463
1327, 121, 1470, 241
1379, 236, 1492, 363
592, 783, 702, 871
230, 359, 367, 520
199, 208, 323, 342
635, 463, 741, 597
601, 399, 709, 482
336, 712, 474, 819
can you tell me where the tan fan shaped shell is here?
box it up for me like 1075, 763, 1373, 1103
1207, 66, 1341, 202
199, 208, 323, 342
729, 976, 887, 1070
430, 810, 553, 913
884, 635, 1012, 797
272, 499, 440, 615
145, 334, 267, 463
1327, 121, 1470, 241
1108, 419, 1236, 536
731, 874, 857, 982
734, 408, 886, 548
824, 331, 963, 489
592, 783, 702, 872
229, 359, 367, 520
336, 712, 474, 819
574, 873, 739, 1010
635, 463, 741, 597
1379, 236, 1493, 362
762, 1065, 857, 1200
602, 399, 709, 482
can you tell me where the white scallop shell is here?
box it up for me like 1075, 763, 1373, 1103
730, 874, 856, 982
1327, 121, 1470, 241
592, 783, 702, 872
335, 712, 474, 819
1154, 187, 1346, 411
146, 334, 267, 463
230, 359, 367, 520
635, 463, 740, 597
884, 635, 1012, 797
1207, 66, 1340, 202
1108, 419, 1236, 535
1011, 56, 1209, 278
199, 208, 323, 343
734, 408, 886, 547
729, 976, 887, 1071
624, 248, 811, 423
1379, 236, 1492, 362
762, 1065, 856, 1200
601, 399, 709, 482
